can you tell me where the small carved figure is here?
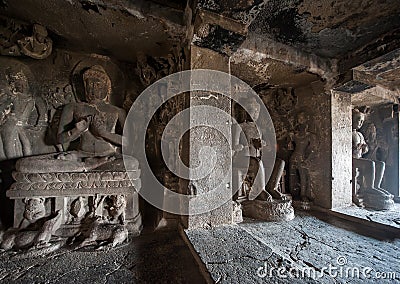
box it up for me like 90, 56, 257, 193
232, 201, 243, 224
76, 216, 128, 249
136, 52, 157, 87
70, 196, 85, 222
20, 198, 46, 229
1, 210, 62, 251
274, 87, 297, 115
106, 195, 126, 224
0, 68, 47, 160
17, 24, 52, 59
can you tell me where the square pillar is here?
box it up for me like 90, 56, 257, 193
182, 45, 233, 229
330, 90, 353, 208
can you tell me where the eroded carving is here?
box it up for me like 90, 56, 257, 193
106, 195, 126, 225
75, 216, 128, 250
0, 21, 52, 59
289, 112, 315, 204
20, 198, 46, 229
1, 210, 62, 253
0, 66, 47, 160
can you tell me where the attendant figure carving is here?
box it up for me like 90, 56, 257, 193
0, 68, 47, 160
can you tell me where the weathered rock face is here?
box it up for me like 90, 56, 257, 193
0, 0, 185, 62
248, 0, 400, 60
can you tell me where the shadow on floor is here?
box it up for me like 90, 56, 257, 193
133, 227, 207, 283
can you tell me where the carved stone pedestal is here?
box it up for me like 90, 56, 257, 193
241, 199, 295, 222
292, 200, 312, 211
7, 166, 142, 237
362, 193, 395, 210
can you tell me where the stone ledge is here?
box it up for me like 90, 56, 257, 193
330, 204, 400, 233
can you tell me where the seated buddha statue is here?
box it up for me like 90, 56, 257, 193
16, 65, 136, 173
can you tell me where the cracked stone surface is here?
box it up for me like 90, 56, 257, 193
186, 211, 400, 283
332, 204, 400, 230
0, 229, 206, 284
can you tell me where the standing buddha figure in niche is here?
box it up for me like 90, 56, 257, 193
289, 112, 314, 202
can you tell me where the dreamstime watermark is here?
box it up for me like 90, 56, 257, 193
256, 256, 397, 280
122, 69, 276, 215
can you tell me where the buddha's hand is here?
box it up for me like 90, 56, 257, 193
90, 116, 108, 138
75, 116, 91, 132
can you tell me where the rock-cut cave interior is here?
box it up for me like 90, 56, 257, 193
0, 0, 399, 283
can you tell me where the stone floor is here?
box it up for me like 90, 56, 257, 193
1, 211, 399, 283
332, 203, 400, 230
0, 228, 206, 284
185, 211, 400, 283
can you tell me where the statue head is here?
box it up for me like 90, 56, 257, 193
295, 111, 308, 132
110, 195, 125, 207
240, 97, 260, 121
297, 112, 307, 124
6, 70, 29, 95
82, 65, 111, 103
352, 109, 365, 130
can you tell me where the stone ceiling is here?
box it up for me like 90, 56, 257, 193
1, 0, 399, 87
0, 0, 186, 62
249, 0, 400, 60
194, 0, 400, 88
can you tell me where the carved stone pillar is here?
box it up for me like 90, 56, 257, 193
330, 88, 353, 208
182, 45, 232, 229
